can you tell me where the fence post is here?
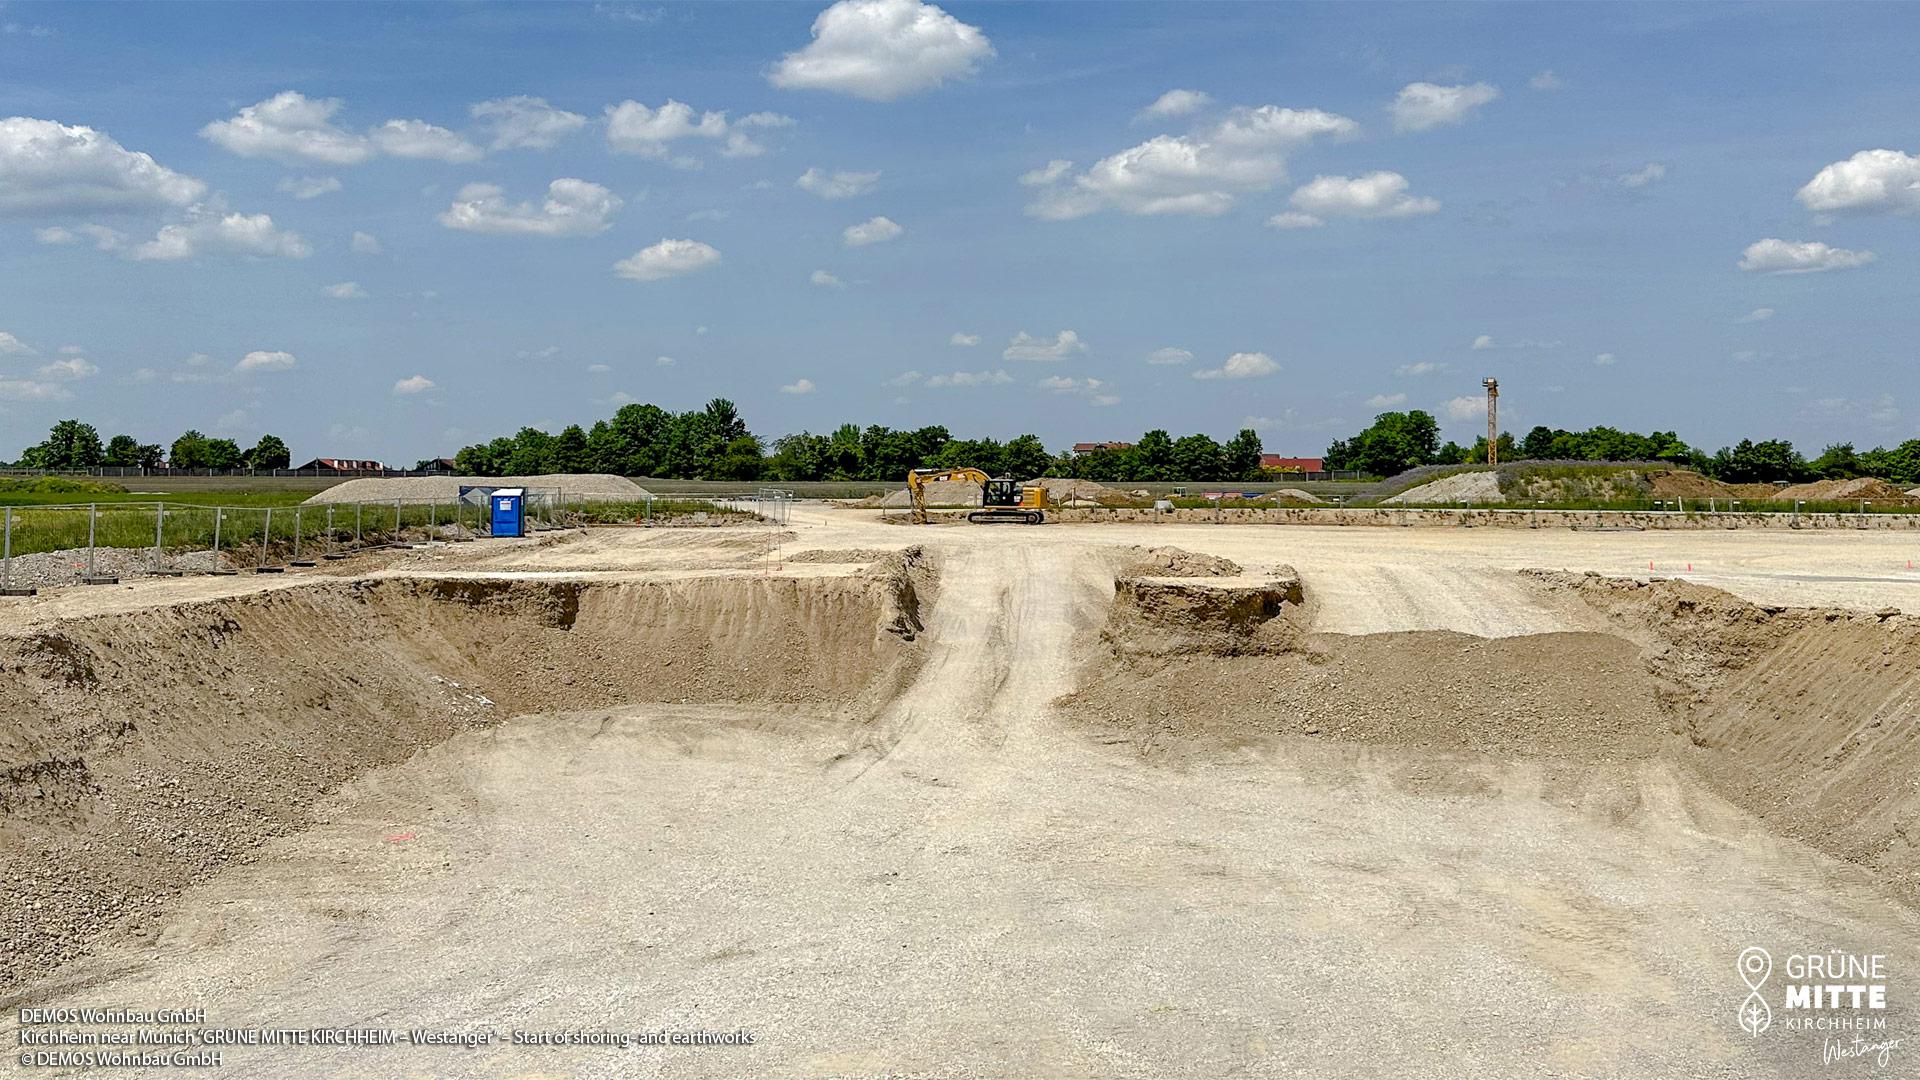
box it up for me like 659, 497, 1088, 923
87, 503, 97, 578
355, 503, 362, 545
394, 500, 401, 543
154, 501, 164, 571
213, 507, 223, 571
260, 507, 273, 569
429, 499, 436, 536
2, 506, 12, 592
293, 508, 302, 561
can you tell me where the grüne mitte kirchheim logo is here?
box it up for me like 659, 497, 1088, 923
1738, 947, 1773, 1035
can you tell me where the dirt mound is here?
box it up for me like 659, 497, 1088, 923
784, 547, 893, 564
1027, 477, 1130, 505
1526, 570, 1920, 905
1263, 487, 1324, 505
1645, 470, 1738, 499
1381, 470, 1502, 504
0, 567, 930, 988
305, 473, 650, 505
1775, 477, 1916, 502
1118, 546, 1242, 578
880, 479, 981, 508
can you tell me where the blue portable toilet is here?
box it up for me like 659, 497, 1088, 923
489, 487, 526, 537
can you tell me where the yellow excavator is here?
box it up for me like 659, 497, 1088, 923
906, 467, 1050, 525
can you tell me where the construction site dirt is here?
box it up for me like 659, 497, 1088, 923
3, 505, 1916, 1079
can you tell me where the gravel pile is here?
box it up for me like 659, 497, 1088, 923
1382, 470, 1503, 504
881, 480, 982, 508
305, 473, 651, 505
0, 546, 222, 590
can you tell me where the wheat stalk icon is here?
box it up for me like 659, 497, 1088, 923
1738, 947, 1773, 1036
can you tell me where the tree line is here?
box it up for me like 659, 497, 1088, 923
15, 402, 1917, 486
450, 398, 1272, 483
12, 419, 292, 471
1324, 409, 1920, 485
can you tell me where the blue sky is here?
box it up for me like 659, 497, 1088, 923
2, 0, 1916, 464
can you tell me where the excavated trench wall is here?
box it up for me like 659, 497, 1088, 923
0, 555, 929, 991
1065, 561, 1920, 907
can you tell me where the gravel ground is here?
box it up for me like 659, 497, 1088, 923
304, 473, 651, 505
0, 546, 222, 590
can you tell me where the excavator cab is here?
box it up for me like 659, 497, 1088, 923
983, 478, 1022, 508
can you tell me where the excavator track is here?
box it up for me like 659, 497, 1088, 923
966, 509, 1045, 525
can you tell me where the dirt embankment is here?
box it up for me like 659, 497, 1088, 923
0, 550, 932, 991
1525, 570, 1919, 905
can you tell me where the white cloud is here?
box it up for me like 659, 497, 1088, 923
948, 332, 980, 346
687, 208, 729, 222
886, 370, 922, 386
0, 330, 35, 355
925, 369, 1013, 387
516, 345, 561, 361
323, 281, 366, 300
1618, 162, 1667, 188
780, 377, 817, 395
655, 355, 677, 366
437, 179, 622, 237
1737, 307, 1776, 323
1796, 148, 1920, 216
201, 91, 374, 165
1529, 71, 1564, 91
1139, 89, 1212, 120
796, 167, 880, 198
1285, 171, 1439, 221
1471, 335, 1495, 350
471, 96, 588, 151
1594, 352, 1617, 366
1444, 395, 1484, 421
0, 379, 68, 402
1037, 375, 1109, 400
1738, 237, 1875, 274
769, 0, 994, 101
350, 230, 381, 254
604, 99, 790, 163
842, 215, 903, 246
131, 209, 311, 261
277, 175, 342, 200
1389, 82, 1499, 133
1192, 351, 1278, 380
1366, 392, 1407, 407
1025, 105, 1357, 220
613, 238, 722, 281
810, 269, 846, 288
0, 116, 206, 213
1396, 361, 1444, 376
235, 349, 296, 373
369, 118, 483, 163
38, 356, 96, 379
392, 374, 435, 394
1003, 329, 1086, 362
1018, 159, 1072, 187
1147, 346, 1193, 365
58, 344, 84, 355
1265, 211, 1323, 229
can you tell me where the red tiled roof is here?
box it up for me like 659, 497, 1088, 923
1260, 456, 1324, 471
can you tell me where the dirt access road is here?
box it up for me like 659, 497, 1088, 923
5, 511, 1917, 1078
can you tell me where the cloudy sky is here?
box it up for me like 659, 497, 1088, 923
2, 1, 1917, 463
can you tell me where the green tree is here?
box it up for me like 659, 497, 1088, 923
1223, 428, 1263, 480
711, 434, 765, 481
245, 433, 291, 469
506, 427, 555, 474
1130, 429, 1175, 482
1172, 433, 1225, 481
551, 424, 590, 473
1707, 438, 1808, 484
1325, 411, 1441, 477
103, 434, 143, 467
169, 430, 210, 468
1001, 434, 1052, 480
1809, 443, 1863, 479
22, 419, 104, 468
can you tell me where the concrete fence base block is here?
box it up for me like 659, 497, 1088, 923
0, 587, 37, 597
206, 569, 239, 577
289, 560, 318, 567
321, 553, 351, 561
80, 575, 119, 585
253, 566, 286, 574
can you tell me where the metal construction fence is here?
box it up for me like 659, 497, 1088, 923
0, 491, 788, 592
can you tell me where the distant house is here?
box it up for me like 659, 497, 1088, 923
418, 457, 459, 473
1260, 455, 1325, 473
295, 457, 388, 472
1071, 441, 1135, 454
